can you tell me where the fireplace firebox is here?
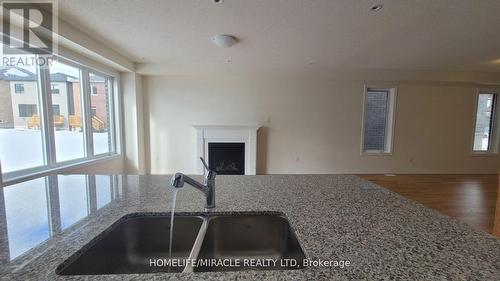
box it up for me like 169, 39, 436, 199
208, 143, 245, 175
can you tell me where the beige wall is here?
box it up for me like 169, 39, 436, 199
65, 157, 124, 174
144, 75, 500, 174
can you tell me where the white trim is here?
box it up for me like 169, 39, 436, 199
193, 125, 260, 175
37, 62, 56, 165
82, 68, 94, 157
360, 85, 397, 155
108, 77, 117, 154
113, 75, 123, 155
362, 150, 393, 156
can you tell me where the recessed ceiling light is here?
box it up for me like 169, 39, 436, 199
213, 0, 223, 4
370, 4, 383, 11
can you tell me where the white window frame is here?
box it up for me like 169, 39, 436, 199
361, 85, 397, 155
471, 89, 499, 155
1, 53, 122, 185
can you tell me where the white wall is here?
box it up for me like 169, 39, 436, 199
121, 73, 146, 174
144, 75, 500, 174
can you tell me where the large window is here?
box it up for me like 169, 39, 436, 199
0, 56, 45, 173
362, 87, 397, 154
0, 44, 119, 181
473, 91, 499, 153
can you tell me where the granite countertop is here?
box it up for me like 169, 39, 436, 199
0, 174, 498, 280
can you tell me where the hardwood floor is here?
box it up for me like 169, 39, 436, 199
360, 174, 499, 234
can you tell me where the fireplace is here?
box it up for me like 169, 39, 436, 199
208, 143, 245, 175
194, 125, 259, 175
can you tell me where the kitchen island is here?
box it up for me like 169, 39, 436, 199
0, 174, 498, 280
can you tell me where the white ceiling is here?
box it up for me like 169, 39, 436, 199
58, 0, 500, 74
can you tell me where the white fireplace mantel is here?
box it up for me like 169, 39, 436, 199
193, 125, 260, 175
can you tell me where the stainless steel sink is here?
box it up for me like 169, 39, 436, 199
194, 214, 306, 272
56, 214, 203, 275
56, 212, 305, 275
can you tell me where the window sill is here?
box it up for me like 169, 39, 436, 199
1, 154, 122, 187
361, 151, 393, 156
471, 152, 499, 157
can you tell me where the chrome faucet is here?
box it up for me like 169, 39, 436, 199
171, 157, 216, 211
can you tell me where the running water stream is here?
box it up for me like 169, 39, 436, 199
168, 188, 178, 273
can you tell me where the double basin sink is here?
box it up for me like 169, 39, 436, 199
56, 212, 306, 275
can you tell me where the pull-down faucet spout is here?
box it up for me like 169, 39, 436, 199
171, 157, 216, 211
